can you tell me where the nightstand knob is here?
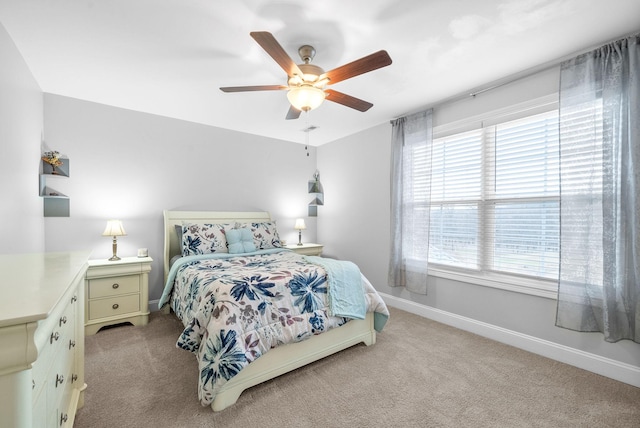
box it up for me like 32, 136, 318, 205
60, 413, 68, 425
71, 295, 78, 303
112, 283, 119, 289
71, 374, 78, 383
112, 303, 119, 310
59, 316, 67, 326
69, 339, 76, 349
50, 331, 60, 344
55, 374, 64, 387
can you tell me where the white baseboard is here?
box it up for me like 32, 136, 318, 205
380, 293, 640, 389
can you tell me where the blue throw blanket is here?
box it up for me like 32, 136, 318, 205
303, 255, 366, 320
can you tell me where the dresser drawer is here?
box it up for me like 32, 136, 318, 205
32, 298, 76, 393
88, 294, 140, 320
48, 337, 75, 423
88, 274, 139, 299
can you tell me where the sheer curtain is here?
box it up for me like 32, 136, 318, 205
388, 110, 433, 294
556, 34, 640, 343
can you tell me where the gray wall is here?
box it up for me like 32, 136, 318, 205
3, 17, 638, 378
42, 94, 319, 303
317, 66, 640, 369
0, 23, 44, 253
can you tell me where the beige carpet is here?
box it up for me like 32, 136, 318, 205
74, 307, 640, 428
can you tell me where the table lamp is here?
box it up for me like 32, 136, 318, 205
294, 218, 306, 246
102, 220, 127, 261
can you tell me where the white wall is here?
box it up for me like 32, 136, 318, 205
43, 94, 318, 303
0, 23, 44, 253
317, 66, 640, 372
317, 122, 392, 283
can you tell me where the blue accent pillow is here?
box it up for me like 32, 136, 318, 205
226, 228, 256, 254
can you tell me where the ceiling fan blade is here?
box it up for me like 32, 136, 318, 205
322, 50, 392, 85
220, 85, 287, 92
325, 89, 373, 112
250, 31, 304, 78
285, 106, 302, 120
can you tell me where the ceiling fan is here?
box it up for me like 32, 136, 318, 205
220, 31, 392, 120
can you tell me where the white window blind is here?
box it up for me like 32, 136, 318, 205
488, 112, 559, 279
419, 110, 562, 282
429, 129, 482, 268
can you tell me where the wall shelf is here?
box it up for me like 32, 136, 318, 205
40, 158, 70, 217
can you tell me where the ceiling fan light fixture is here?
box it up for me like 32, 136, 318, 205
220, 32, 393, 119
287, 86, 326, 112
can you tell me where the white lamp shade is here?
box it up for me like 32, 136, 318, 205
102, 220, 127, 237
287, 86, 326, 112
294, 218, 306, 230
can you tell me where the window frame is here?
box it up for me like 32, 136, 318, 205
427, 95, 560, 299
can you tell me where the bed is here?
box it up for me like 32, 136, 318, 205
159, 210, 389, 411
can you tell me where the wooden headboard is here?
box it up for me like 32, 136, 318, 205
162, 210, 272, 283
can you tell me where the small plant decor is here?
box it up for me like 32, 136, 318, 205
42, 151, 63, 174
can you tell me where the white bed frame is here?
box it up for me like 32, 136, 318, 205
163, 210, 376, 411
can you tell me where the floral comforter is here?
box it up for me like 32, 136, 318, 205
159, 249, 389, 406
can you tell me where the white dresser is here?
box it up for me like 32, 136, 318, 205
0, 251, 90, 428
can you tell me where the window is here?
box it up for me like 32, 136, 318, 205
406, 109, 563, 291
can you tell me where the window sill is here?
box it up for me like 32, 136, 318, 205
428, 267, 558, 300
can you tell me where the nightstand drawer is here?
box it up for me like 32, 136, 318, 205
88, 274, 139, 299
88, 294, 140, 320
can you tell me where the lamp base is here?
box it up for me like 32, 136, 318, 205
297, 230, 303, 246
109, 237, 121, 261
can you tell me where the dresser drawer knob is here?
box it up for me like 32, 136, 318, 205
50, 331, 60, 344
59, 316, 67, 326
112, 283, 120, 289
69, 339, 76, 349
112, 303, 119, 310
71, 295, 78, 304
60, 413, 68, 425
71, 374, 78, 383
55, 373, 64, 387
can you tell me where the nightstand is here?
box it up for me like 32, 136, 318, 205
84, 256, 152, 335
286, 243, 323, 256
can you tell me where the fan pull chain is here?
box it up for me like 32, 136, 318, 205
305, 111, 310, 156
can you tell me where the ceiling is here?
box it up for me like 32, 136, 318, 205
1, 0, 639, 146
